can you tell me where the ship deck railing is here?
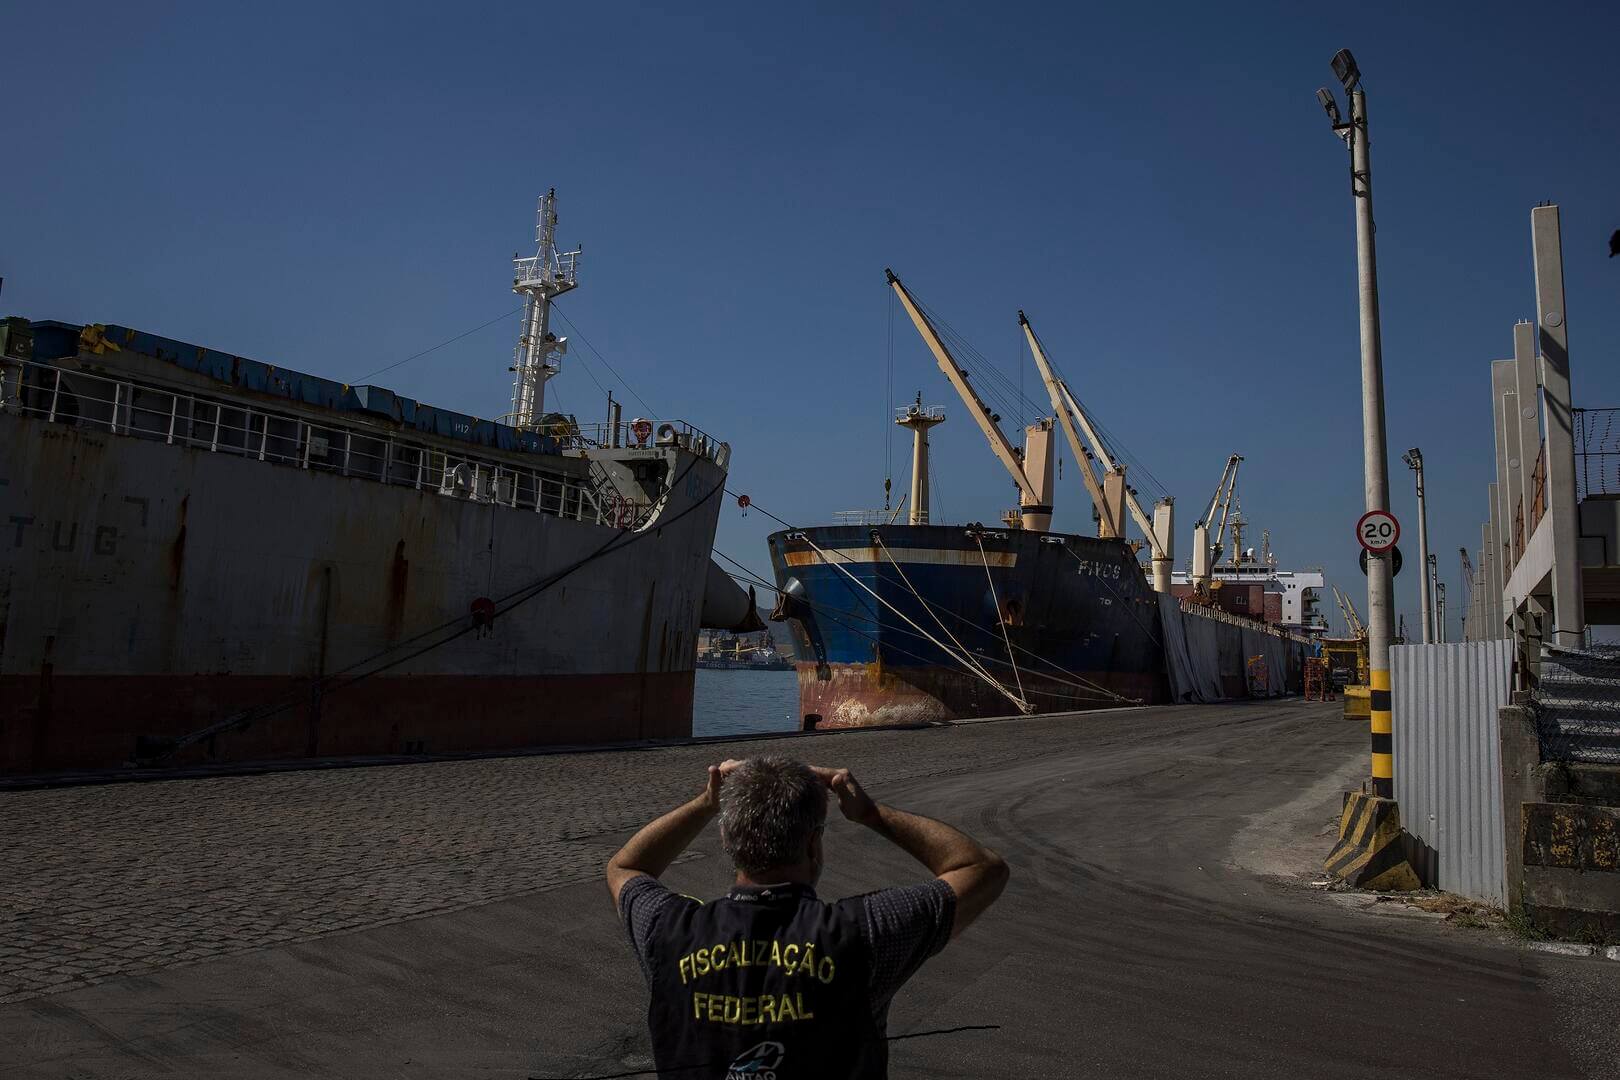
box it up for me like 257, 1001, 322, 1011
575, 419, 730, 472
0, 354, 655, 529
831, 509, 913, 526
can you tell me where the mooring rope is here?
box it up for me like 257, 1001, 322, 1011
795, 533, 1032, 715
863, 539, 1129, 701
871, 534, 1008, 692
723, 491, 1137, 705
714, 553, 1133, 703
973, 532, 1029, 709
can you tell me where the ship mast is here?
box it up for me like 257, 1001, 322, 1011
895, 393, 946, 525
886, 269, 1053, 531
506, 189, 582, 430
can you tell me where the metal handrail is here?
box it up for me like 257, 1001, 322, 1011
0, 355, 652, 529
574, 417, 730, 469
833, 509, 906, 526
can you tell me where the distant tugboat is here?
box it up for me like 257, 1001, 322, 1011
696, 630, 793, 671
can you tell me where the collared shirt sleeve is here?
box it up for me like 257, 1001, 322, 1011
617, 875, 682, 986
859, 878, 957, 1017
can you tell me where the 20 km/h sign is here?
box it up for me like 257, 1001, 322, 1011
1356, 509, 1400, 553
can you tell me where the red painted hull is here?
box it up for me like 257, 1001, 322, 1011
796, 662, 1167, 730
0, 672, 693, 774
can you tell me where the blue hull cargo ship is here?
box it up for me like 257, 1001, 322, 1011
768, 522, 1166, 727
766, 269, 1324, 729
765, 270, 1184, 729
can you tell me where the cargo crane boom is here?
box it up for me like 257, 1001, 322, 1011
1018, 313, 1174, 589
887, 270, 1052, 530
1332, 584, 1367, 639
1191, 454, 1243, 588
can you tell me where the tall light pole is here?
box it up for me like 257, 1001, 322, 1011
1403, 448, 1434, 643
1319, 48, 1395, 799
1428, 553, 1442, 642
1436, 582, 1447, 643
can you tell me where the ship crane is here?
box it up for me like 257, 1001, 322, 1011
1018, 311, 1175, 592
886, 270, 1055, 531
1191, 454, 1243, 590
1332, 584, 1367, 639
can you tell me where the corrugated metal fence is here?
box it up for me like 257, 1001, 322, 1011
1391, 640, 1514, 906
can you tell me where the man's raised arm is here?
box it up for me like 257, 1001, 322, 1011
815, 767, 1009, 938
605, 760, 741, 906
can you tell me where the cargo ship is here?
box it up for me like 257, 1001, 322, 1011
768, 271, 1307, 728
0, 191, 759, 774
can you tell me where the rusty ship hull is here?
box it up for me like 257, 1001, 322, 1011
0, 320, 733, 774
767, 524, 1167, 728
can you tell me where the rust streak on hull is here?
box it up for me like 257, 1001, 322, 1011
796, 661, 1165, 730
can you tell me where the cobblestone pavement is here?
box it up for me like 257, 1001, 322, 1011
0, 707, 1234, 1006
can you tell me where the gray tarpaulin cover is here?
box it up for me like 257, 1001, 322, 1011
1157, 594, 1299, 704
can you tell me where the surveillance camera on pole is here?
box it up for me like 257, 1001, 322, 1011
1318, 49, 1397, 799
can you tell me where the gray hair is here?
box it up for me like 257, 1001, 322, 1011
719, 757, 827, 874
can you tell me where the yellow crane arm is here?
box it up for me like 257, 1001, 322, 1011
1053, 378, 1163, 554
1332, 584, 1366, 638
887, 270, 1037, 505
1019, 313, 1112, 534
1201, 454, 1241, 529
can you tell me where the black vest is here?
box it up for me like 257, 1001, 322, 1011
646, 883, 884, 1079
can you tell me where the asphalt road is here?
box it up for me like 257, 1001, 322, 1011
2, 700, 1616, 1078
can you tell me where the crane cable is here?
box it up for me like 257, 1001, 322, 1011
973, 533, 1029, 711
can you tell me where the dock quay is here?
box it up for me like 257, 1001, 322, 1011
3, 701, 1612, 1079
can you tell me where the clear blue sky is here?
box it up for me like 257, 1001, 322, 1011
6, 1, 1619, 638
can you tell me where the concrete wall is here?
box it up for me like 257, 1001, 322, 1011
1391, 640, 1514, 905
1500, 701, 1620, 935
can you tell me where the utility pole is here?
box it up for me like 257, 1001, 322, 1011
1319, 49, 1395, 798
1403, 449, 1433, 642
1436, 582, 1447, 643
1427, 553, 1440, 641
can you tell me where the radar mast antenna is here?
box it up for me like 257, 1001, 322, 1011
506, 189, 582, 430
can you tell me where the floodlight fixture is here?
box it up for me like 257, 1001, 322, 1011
1402, 447, 1421, 469
1331, 49, 1360, 92
1316, 87, 1341, 126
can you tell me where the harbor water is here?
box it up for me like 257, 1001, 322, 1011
690, 668, 800, 738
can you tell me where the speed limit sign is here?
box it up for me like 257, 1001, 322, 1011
1356, 509, 1400, 553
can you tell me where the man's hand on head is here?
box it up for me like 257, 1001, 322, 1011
810, 767, 881, 827
700, 758, 746, 812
